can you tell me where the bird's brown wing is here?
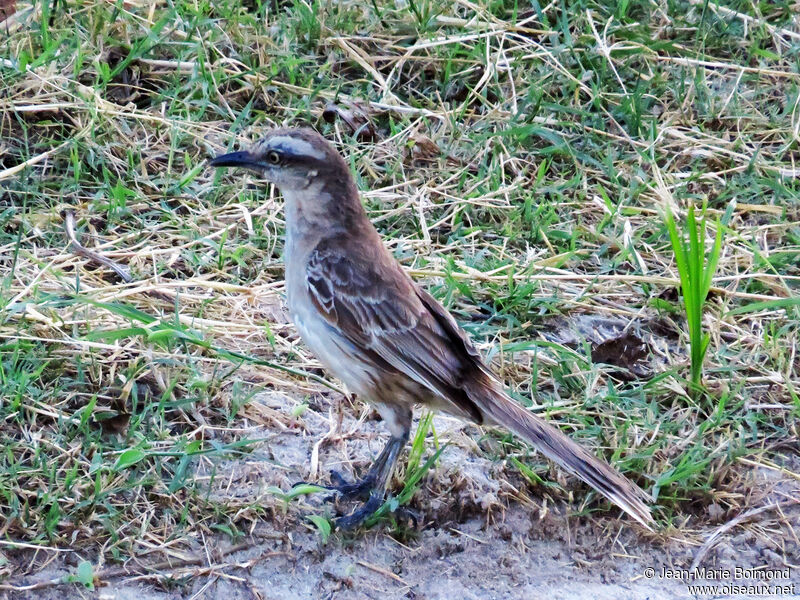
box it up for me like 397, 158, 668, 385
305, 237, 484, 422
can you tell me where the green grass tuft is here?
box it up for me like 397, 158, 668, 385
664, 203, 724, 394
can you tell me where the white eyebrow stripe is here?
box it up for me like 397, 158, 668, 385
270, 136, 326, 161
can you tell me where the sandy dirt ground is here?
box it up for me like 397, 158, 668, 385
6, 391, 799, 600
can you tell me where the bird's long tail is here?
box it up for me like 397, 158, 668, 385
468, 378, 653, 529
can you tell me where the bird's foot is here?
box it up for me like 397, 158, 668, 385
333, 494, 420, 531
293, 473, 418, 531
290, 469, 374, 500
333, 490, 384, 530
323, 469, 377, 502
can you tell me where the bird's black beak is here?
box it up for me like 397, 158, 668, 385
209, 150, 263, 170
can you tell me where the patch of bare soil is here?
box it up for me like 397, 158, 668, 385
5, 392, 799, 600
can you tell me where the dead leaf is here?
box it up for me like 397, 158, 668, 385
590, 330, 651, 379
408, 133, 477, 171
321, 101, 378, 142
0, 0, 16, 22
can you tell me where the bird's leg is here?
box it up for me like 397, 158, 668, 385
332, 403, 411, 530
327, 435, 401, 500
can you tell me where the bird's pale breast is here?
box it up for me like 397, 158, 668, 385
290, 290, 378, 397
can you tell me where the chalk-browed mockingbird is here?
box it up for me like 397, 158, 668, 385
210, 127, 653, 530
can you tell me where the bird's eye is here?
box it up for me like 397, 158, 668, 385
266, 151, 281, 165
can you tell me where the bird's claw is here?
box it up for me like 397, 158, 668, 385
291, 479, 317, 489
329, 469, 350, 488
391, 505, 421, 530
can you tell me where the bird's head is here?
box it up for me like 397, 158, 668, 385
210, 127, 346, 192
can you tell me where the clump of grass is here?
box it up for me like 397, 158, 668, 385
664, 203, 723, 395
